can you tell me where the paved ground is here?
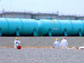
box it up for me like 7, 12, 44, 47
0, 48, 84, 63
0, 37, 84, 47
0, 37, 84, 63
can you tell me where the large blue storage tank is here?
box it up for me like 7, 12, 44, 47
0, 18, 38, 36
0, 18, 84, 36
0, 18, 8, 36
37, 19, 53, 36
6, 18, 22, 36
37, 19, 84, 36
71, 20, 84, 36
37, 19, 73, 36
21, 19, 38, 36
58, 20, 73, 36
50, 20, 73, 36
48, 19, 61, 36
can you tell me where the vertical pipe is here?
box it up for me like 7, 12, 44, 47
0, 28, 2, 36
16, 31, 20, 36
48, 29, 52, 36
0, 31, 2, 36
33, 29, 38, 36
79, 31, 82, 36
64, 29, 68, 36
64, 31, 68, 36
16, 28, 20, 36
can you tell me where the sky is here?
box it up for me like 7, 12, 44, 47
0, 0, 84, 16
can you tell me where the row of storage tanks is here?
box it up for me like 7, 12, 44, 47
0, 18, 84, 36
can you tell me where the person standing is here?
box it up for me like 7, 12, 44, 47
14, 37, 21, 48
54, 38, 60, 48
60, 37, 68, 49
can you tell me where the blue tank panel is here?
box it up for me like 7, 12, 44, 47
37, 19, 53, 36
82, 20, 84, 35
0, 18, 8, 35
6, 18, 22, 36
59, 20, 73, 36
71, 20, 83, 35
50, 20, 61, 35
21, 19, 38, 35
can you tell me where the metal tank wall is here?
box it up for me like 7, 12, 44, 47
37, 19, 73, 36
51, 19, 61, 36
6, 18, 22, 36
82, 21, 84, 35
37, 19, 53, 36
21, 19, 38, 36
0, 18, 38, 36
0, 18, 8, 36
71, 20, 84, 36
37, 19, 84, 36
0, 18, 84, 36
57, 20, 73, 36
50, 20, 73, 36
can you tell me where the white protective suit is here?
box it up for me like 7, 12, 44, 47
14, 40, 21, 48
60, 38, 68, 48
54, 40, 60, 48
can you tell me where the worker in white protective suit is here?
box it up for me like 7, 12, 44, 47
54, 38, 60, 48
14, 37, 21, 48
60, 37, 68, 49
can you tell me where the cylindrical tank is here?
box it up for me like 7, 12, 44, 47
71, 20, 84, 36
37, 19, 73, 36
37, 19, 53, 36
0, 18, 8, 36
21, 19, 38, 36
0, 18, 84, 36
50, 19, 61, 36
82, 20, 84, 35
6, 18, 22, 36
58, 20, 73, 36
37, 19, 84, 36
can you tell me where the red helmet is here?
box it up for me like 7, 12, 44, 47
17, 45, 21, 50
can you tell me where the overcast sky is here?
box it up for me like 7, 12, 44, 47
0, 0, 84, 16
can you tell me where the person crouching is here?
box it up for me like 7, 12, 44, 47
14, 37, 21, 49
54, 38, 60, 49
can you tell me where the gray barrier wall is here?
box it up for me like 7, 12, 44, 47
0, 37, 84, 47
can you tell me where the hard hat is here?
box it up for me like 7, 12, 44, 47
17, 45, 21, 50
16, 37, 18, 40
63, 37, 66, 39
56, 38, 58, 40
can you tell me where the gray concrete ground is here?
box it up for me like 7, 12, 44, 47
0, 37, 84, 47
0, 37, 84, 63
0, 48, 84, 63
